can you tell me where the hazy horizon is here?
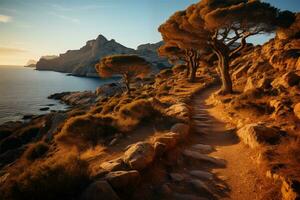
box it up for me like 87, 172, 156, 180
0, 0, 299, 66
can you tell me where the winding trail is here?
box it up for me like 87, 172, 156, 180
133, 85, 279, 200
188, 85, 279, 200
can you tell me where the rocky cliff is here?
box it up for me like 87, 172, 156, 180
36, 35, 170, 77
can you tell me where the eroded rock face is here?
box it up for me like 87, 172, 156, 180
123, 142, 155, 170
281, 179, 300, 200
237, 123, 282, 148
36, 35, 169, 77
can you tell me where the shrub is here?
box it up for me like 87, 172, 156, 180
0, 154, 90, 200
57, 114, 118, 144
172, 64, 187, 73
156, 69, 173, 79
24, 142, 49, 161
117, 99, 158, 131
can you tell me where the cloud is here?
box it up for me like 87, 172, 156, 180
0, 47, 27, 55
0, 15, 12, 23
49, 12, 80, 24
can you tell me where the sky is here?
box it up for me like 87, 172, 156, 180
0, 0, 299, 66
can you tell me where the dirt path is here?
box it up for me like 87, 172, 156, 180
188, 85, 279, 200
133, 85, 279, 200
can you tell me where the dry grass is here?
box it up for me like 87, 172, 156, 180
0, 153, 90, 200
24, 141, 49, 161
56, 114, 118, 144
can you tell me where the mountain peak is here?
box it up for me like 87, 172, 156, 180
96, 34, 108, 42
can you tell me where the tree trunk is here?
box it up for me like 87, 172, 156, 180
218, 53, 232, 94
189, 65, 196, 82
123, 74, 131, 95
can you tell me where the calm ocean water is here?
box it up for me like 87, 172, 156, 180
0, 66, 116, 124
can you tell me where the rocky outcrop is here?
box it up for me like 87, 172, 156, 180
36, 35, 170, 77
237, 123, 283, 148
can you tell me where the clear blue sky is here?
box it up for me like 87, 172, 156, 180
0, 0, 299, 65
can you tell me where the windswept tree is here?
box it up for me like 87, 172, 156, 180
95, 55, 151, 95
160, 0, 284, 94
158, 11, 209, 82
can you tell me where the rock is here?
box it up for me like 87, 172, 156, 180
123, 142, 155, 170
153, 132, 180, 150
183, 150, 226, 167
169, 173, 185, 182
80, 180, 120, 200
232, 62, 251, 80
170, 123, 190, 138
96, 83, 125, 98
189, 170, 213, 180
191, 144, 214, 154
294, 103, 300, 120
244, 75, 273, 92
281, 179, 300, 200
189, 179, 212, 195
237, 123, 282, 148
46, 113, 67, 140
105, 170, 140, 189
100, 158, 126, 172
173, 193, 209, 200
22, 114, 34, 120
272, 71, 300, 89
39, 107, 50, 111
153, 142, 167, 157
0, 173, 9, 184
48, 92, 71, 100
165, 103, 189, 121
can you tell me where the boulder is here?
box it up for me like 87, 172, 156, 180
153, 132, 180, 150
294, 103, 300, 120
272, 72, 300, 89
100, 158, 126, 172
183, 150, 226, 167
96, 83, 125, 98
153, 142, 167, 157
170, 123, 190, 138
80, 180, 120, 200
123, 142, 155, 170
165, 103, 189, 121
237, 123, 282, 148
244, 76, 273, 92
105, 170, 140, 189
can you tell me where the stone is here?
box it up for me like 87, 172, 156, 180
189, 179, 212, 194
100, 158, 125, 172
165, 103, 189, 121
189, 170, 213, 180
237, 123, 282, 148
80, 180, 120, 200
173, 193, 209, 200
281, 179, 300, 200
294, 103, 300, 120
169, 173, 185, 182
39, 107, 50, 111
272, 71, 300, 89
105, 170, 140, 189
123, 142, 155, 170
170, 123, 190, 138
191, 144, 214, 154
153, 132, 180, 150
153, 142, 167, 157
183, 150, 226, 167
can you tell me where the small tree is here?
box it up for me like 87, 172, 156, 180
95, 55, 151, 95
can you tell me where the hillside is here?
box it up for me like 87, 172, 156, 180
35, 35, 170, 77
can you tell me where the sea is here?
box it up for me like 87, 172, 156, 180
0, 66, 117, 124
